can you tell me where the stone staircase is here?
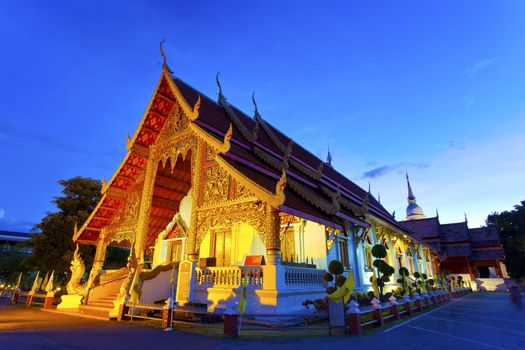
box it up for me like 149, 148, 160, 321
72, 268, 129, 319
79, 292, 119, 319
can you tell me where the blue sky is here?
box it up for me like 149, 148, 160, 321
1, 1, 524, 232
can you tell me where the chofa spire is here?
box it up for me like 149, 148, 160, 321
405, 172, 426, 220
326, 146, 332, 167
159, 39, 173, 74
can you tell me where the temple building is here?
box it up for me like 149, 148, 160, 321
400, 174, 507, 291
59, 52, 442, 318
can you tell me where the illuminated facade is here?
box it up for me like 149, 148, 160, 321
61, 54, 440, 318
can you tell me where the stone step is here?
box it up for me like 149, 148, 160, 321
79, 305, 111, 319
87, 301, 114, 308
92, 296, 118, 301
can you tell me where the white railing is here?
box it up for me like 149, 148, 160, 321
195, 266, 263, 287
283, 266, 325, 287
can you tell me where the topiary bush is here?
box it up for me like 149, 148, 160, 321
371, 244, 387, 259
325, 260, 347, 295
328, 260, 345, 276
370, 244, 395, 297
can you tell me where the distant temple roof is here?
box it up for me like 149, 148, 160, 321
400, 215, 504, 261
401, 217, 441, 252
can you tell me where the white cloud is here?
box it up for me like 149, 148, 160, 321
465, 58, 496, 79
295, 126, 317, 135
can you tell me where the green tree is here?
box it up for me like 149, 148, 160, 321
0, 247, 31, 283
26, 177, 101, 276
487, 200, 525, 280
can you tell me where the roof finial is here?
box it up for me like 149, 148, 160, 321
159, 39, 173, 74
377, 192, 381, 203
392, 210, 396, 218
326, 145, 332, 167
464, 212, 468, 223
252, 92, 261, 120
436, 208, 439, 218
368, 182, 371, 194
216, 71, 224, 103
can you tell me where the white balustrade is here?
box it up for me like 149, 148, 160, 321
283, 266, 325, 287
195, 266, 263, 287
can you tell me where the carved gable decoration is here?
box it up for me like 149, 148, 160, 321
231, 177, 255, 200
203, 165, 229, 205
111, 189, 142, 225
157, 103, 190, 144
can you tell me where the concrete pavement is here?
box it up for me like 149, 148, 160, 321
0, 293, 524, 350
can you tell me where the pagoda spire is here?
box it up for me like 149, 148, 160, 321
406, 172, 415, 201
405, 172, 425, 220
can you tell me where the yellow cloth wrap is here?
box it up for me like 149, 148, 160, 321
327, 271, 356, 304
237, 275, 248, 314
371, 272, 380, 298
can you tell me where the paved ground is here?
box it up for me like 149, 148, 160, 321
0, 293, 524, 349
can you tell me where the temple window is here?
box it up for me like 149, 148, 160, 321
397, 254, 403, 269
365, 246, 373, 269
407, 250, 415, 273
338, 238, 350, 268
396, 246, 403, 270
425, 253, 432, 276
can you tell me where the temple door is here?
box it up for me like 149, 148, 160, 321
169, 240, 183, 262
211, 229, 232, 267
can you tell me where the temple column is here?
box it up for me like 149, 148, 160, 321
185, 142, 203, 262
265, 208, 281, 265
135, 153, 158, 266
256, 207, 282, 310
186, 207, 199, 262
92, 230, 108, 272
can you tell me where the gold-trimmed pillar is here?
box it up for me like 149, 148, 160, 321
134, 154, 158, 266
265, 208, 281, 265
92, 230, 108, 272
186, 141, 203, 262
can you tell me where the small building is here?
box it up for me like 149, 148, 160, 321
0, 230, 31, 253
